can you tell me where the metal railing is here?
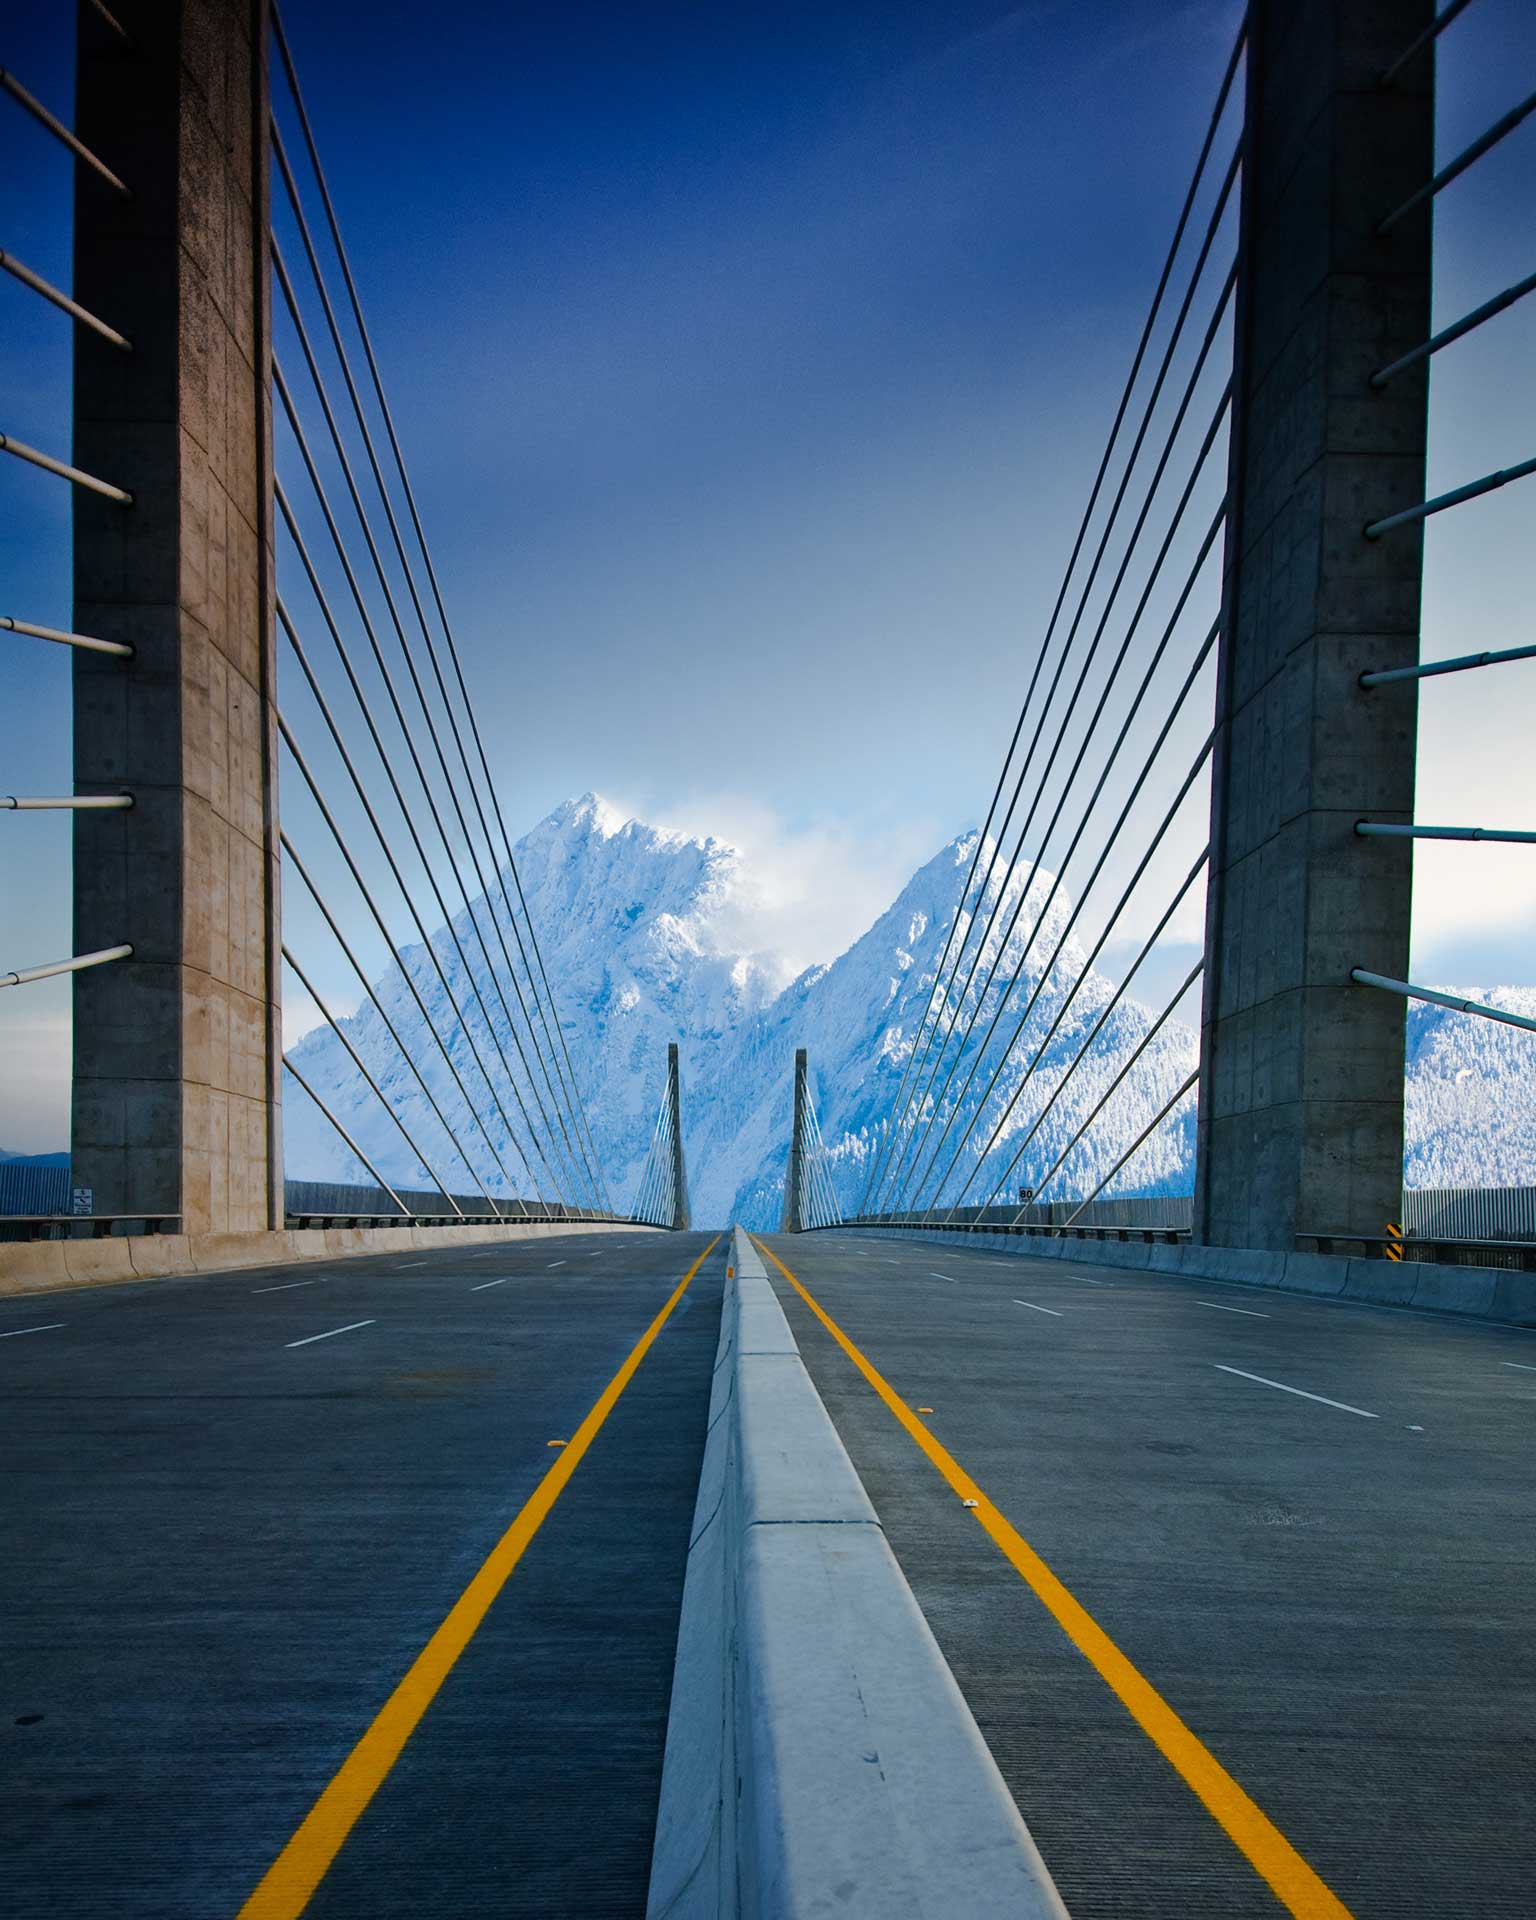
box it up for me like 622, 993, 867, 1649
836, 1215, 1189, 1246
1, 1213, 181, 1243
1298, 1232, 1536, 1273
281, 1179, 629, 1229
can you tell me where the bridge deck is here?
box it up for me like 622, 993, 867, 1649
1, 1230, 723, 1919
759, 1230, 1536, 1919
9, 1224, 1532, 1916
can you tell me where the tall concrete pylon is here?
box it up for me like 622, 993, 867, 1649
667, 1042, 689, 1231
1194, 0, 1434, 1250
781, 1046, 808, 1233
70, 0, 283, 1234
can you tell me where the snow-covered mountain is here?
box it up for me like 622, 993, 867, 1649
283, 793, 1536, 1226
1404, 987, 1536, 1188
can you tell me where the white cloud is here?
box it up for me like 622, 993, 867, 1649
607, 787, 947, 979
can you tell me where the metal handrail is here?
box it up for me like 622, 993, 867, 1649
833, 1216, 1189, 1244
825, 1217, 1536, 1271
0, 1213, 181, 1241
1300, 1229, 1536, 1258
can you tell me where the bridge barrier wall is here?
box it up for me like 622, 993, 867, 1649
829, 1227, 1536, 1325
0, 1219, 658, 1297
646, 1227, 1066, 1920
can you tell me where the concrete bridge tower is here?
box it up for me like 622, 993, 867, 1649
69, 0, 282, 1234
1194, 0, 1434, 1250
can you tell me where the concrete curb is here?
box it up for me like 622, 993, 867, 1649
832, 1226, 1534, 1325
0, 1218, 658, 1297
646, 1227, 1067, 1920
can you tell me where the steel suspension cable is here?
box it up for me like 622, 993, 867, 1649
881, 275, 1233, 1217
271, 358, 590, 1213
282, 946, 467, 1216
918, 724, 1216, 1217
274, 682, 533, 1202
269, 5, 611, 1211
800, 1090, 828, 1230
868, 170, 1240, 1215
807, 1112, 832, 1228
805, 1097, 843, 1227
273, 410, 577, 1209
275, 590, 541, 1198
1058, 1069, 1199, 1229
281, 1057, 410, 1219
884, 368, 1232, 1215
633, 1083, 672, 1225
645, 1081, 673, 1222
855, 827, 993, 1215
893, 479, 1226, 1221
267, 164, 598, 1209
974, 847, 1210, 1217
1379, 0, 1477, 89
281, 830, 511, 1216
856, 19, 1246, 1215
269, 259, 594, 1208
640, 1088, 678, 1226
1015, 960, 1204, 1214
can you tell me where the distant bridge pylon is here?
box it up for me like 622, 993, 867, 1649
781, 1049, 842, 1234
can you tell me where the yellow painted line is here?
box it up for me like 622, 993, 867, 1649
754, 1236, 1355, 1920
237, 1235, 721, 1920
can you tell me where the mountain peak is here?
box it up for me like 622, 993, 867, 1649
543, 791, 631, 839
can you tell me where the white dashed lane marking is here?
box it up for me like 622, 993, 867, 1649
1214, 1364, 1378, 1419
286, 1320, 375, 1350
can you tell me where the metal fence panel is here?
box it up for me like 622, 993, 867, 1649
0, 1163, 71, 1215
1402, 1185, 1536, 1243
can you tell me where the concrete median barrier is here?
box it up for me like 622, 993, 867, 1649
647, 1226, 1067, 1920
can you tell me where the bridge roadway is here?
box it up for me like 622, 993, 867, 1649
1, 1228, 724, 1919
757, 1229, 1536, 1919
7, 1221, 1533, 1917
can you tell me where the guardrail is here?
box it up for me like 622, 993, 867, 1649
834, 1217, 1536, 1276
283, 1209, 632, 1231
3, 1207, 641, 1241
1299, 1232, 1536, 1273
839, 1216, 1190, 1245
0, 1213, 181, 1242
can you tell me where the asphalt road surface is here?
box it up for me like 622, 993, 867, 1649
9, 1221, 1532, 1919
759, 1229, 1536, 1920
2, 1230, 723, 1919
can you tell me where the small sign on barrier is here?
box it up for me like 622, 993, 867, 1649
1385, 1220, 1404, 1262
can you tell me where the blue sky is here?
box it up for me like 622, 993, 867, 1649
3, 0, 1535, 1148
